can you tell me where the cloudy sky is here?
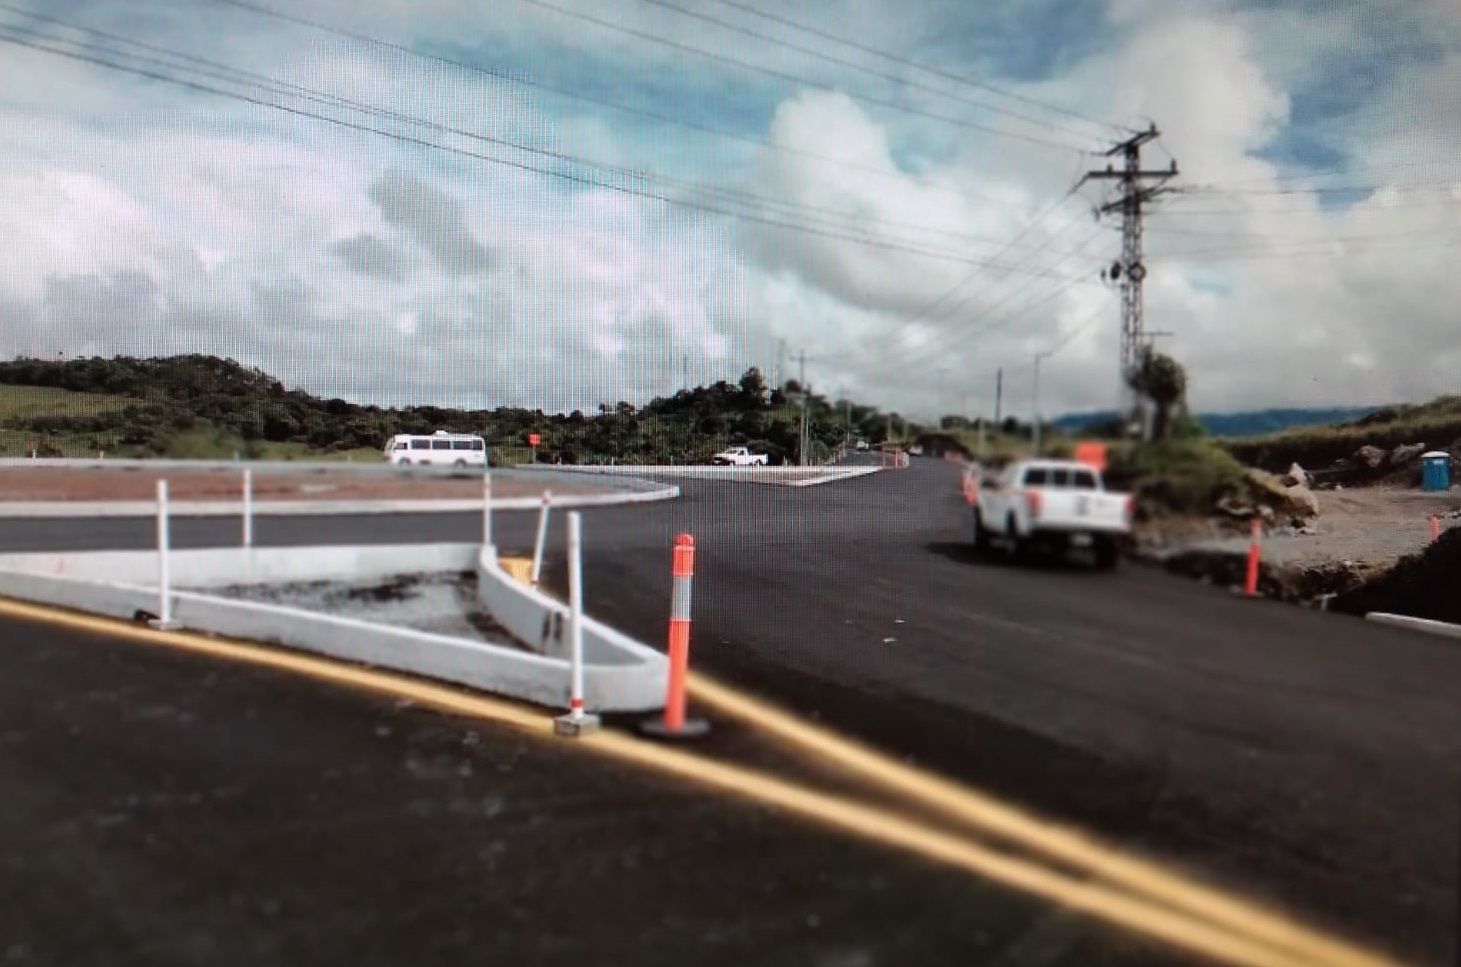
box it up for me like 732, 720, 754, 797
0, 0, 1458, 419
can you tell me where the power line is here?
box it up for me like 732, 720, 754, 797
202, 0, 1068, 217
828, 228, 1112, 379
1192, 159, 1459, 186
701, 0, 1130, 138
507, 0, 1093, 153
1155, 193, 1461, 217
1147, 235, 1461, 264
632, 0, 1106, 145
0, 26, 1091, 276
7, 3, 1099, 270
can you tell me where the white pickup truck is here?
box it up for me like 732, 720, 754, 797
971, 459, 1133, 569
711, 446, 769, 466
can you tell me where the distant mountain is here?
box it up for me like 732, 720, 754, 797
1050, 406, 1381, 438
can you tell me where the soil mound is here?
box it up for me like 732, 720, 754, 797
1330, 529, 1461, 621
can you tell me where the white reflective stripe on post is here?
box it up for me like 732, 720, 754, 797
156, 479, 171, 626
531, 490, 552, 586
567, 511, 585, 720
242, 468, 253, 548
670, 574, 693, 622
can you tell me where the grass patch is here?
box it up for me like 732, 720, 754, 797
0, 384, 135, 421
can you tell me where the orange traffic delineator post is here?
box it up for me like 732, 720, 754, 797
1430, 515, 1440, 542
641, 533, 710, 739
1238, 518, 1262, 597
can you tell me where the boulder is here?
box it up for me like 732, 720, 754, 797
1388, 443, 1426, 467
1285, 483, 1320, 517
1243, 468, 1319, 518
1280, 462, 1310, 488
1354, 445, 1386, 469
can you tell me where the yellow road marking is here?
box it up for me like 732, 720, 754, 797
0, 596, 1417, 967
687, 671, 1408, 967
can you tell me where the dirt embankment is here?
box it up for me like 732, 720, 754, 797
1139, 486, 1461, 607
1328, 529, 1461, 622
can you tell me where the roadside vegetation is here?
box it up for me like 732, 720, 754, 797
0, 355, 930, 466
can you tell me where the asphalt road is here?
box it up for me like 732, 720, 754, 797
4, 459, 1459, 965
0, 609, 1197, 967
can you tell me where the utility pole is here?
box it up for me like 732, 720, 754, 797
994, 368, 1003, 425
1031, 351, 1051, 455
1079, 123, 1178, 425
792, 349, 809, 467
937, 367, 948, 427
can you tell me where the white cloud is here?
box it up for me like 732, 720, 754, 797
0, 0, 1457, 421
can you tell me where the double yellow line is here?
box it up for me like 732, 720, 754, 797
0, 595, 1416, 967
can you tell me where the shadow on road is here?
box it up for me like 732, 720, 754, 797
924, 541, 1106, 574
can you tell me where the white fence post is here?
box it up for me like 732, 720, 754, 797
242, 468, 254, 549
531, 489, 552, 588
152, 479, 177, 630
555, 511, 599, 736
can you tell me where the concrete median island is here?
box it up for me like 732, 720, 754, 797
0, 542, 667, 714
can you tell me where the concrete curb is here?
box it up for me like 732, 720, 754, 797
0, 484, 680, 519
547, 464, 881, 486
782, 467, 882, 487
476, 547, 667, 711
1364, 611, 1461, 640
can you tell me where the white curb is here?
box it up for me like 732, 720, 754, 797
1364, 611, 1461, 640
0, 484, 680, 519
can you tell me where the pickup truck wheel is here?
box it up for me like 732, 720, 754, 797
1003, 514, 1025, 563
1094, 536, 1119, 570
971, 510, 992, 553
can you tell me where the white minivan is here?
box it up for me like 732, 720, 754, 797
382, 430, 488, 467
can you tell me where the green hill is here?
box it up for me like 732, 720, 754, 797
0, 354, 922, 465
1220, 398, 1461, 472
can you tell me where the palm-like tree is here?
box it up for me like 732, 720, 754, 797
1127, 348, 1188, 440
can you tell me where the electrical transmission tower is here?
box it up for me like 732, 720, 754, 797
1078, 124, 1178, 418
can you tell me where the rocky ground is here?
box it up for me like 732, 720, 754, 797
1138, 438, 1461, 611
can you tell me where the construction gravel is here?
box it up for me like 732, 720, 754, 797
202, 572, 528, 649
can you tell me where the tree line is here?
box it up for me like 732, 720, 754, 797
0, 355, 913, 464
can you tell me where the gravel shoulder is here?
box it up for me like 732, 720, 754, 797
203, 572, 530, 649
1152, 485, 1461, 569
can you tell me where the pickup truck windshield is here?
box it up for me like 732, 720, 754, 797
1023, 467, 1099, 489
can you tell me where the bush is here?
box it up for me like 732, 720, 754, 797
1107, 439, 1246, 518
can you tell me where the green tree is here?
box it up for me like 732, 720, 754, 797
1126, 348, 1189, 441
738, 367, 768, 409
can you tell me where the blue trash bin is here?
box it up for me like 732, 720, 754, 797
1421, 451, 1451, 491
